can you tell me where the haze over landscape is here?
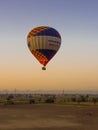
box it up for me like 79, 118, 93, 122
0, 0, 98, 92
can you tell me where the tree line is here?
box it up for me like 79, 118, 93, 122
0, 93, 98, 105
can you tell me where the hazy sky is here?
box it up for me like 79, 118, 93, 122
0, 0, 98, 91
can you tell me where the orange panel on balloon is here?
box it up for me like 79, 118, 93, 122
32, 50, 48, 66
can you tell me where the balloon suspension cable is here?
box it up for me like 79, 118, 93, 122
42, 66, 46, 70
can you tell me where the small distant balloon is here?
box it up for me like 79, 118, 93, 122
27, 26, 61, 70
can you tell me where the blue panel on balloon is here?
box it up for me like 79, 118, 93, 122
34, 28, 61, 38
37, 49, 57, 60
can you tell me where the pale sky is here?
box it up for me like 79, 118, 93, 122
0, 0, 98, 91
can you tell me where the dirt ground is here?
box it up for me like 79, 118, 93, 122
0, 104, 98, 130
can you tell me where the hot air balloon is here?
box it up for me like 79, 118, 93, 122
27, 26, 61, 70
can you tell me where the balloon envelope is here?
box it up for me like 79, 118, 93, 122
27, 26, 61, 68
